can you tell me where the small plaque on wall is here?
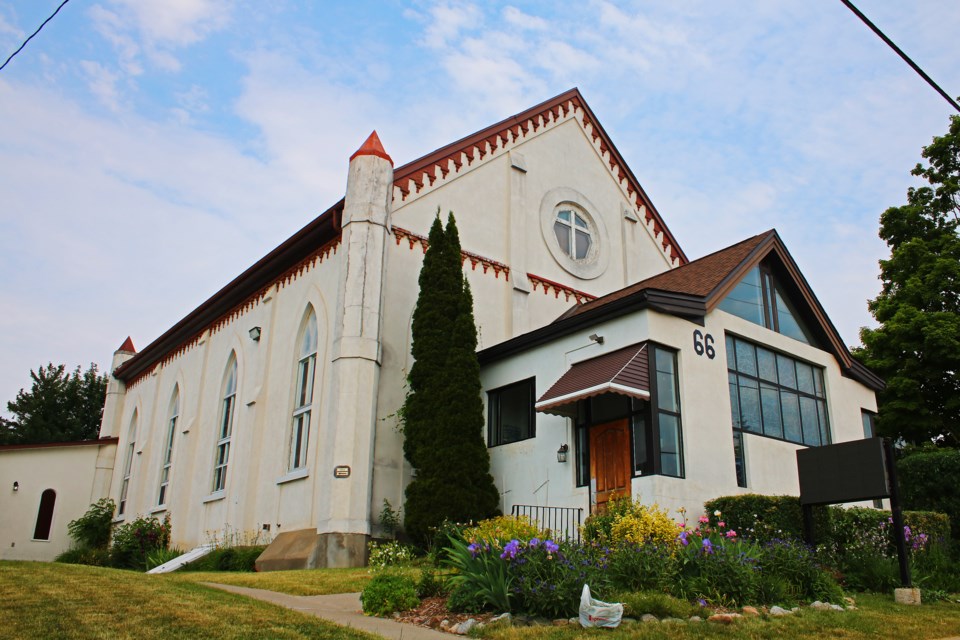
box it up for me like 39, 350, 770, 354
334, 465, 351, 478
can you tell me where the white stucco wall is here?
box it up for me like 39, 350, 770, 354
481, 305, 879, 522
0, 441, 116, 561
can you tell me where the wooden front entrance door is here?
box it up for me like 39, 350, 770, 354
589, 419, 631, 512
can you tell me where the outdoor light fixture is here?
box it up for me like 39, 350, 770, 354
12, 481, 19, 492
589, 333, 604, 344
249, 327, 262, 342
557, 444, 569, 463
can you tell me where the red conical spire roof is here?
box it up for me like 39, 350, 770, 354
349, 130, 393, 166
117, 336, 136, 353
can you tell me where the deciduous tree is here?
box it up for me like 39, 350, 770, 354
856, 112, 960, 446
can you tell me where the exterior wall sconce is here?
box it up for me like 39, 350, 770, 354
12, 481, 19, 492
557, 444, 569, 463
589, 333, 604, 344
249, 327, 262, 341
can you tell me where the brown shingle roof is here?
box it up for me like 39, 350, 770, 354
565, 231, 774, 320
535, 343, 649, 416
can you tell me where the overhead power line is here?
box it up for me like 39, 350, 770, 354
0, 0, 72, 73
840, 0, 960, 113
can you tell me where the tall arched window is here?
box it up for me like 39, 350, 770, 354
33, 489, 56, 540
212, 355, 237, 493
118, 410, 138, 516
157, 386, 179, 507
290, 308, 318, 471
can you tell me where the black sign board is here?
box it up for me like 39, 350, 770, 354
797, 437, 889, 505
796, 437, 911, 588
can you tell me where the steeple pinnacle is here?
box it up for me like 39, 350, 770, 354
349, 130, 393, 166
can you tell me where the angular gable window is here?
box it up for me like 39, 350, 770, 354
212, 354, 237, 493
718, 265, 816, 344
156, 386, 179, 507
290, 308, 318, 471
488, 378, 535, 446
118, 410, 138, 517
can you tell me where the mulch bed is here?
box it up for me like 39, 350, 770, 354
393, 597, 497, 630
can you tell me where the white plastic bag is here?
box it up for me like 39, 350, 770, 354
578, 584, 624, 628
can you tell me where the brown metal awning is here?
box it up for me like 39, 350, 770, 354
535, 343, 650, 416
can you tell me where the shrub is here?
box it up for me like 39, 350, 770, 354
607, 543, 678, 592
415, 567, 448, 598
443, 536, 512, 612
379, 499, 402, 539
914, 543, 960, 592
703, 494, 829, 543
505, 539, 611, 619
461, 516, 546, 548
110, 514, 171, 570
146, 547, 185, 571
360, 573, 419, 616
758, 539, 844, 604
55, 547, 110, 566
620, 591, 697, 619
898, 447, 960, 542
675, 537, 762, 607
582, 497, 681, 546
185, 546, 265, 572
67, 498, 115, 550
368, 541, 415, 572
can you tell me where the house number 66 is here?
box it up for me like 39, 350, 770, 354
693, 330, 715, 359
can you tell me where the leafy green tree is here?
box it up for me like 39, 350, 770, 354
855, 112, 960, 446
403, 213, 500, 543
0, 363, 108, 445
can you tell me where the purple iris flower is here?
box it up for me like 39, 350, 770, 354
544, 540, 559, 554
529, 538, 540, 548
679, 531, 689, 546
467, 543, 479, 557
702, 538, 714, 554
500, 539, 521, 560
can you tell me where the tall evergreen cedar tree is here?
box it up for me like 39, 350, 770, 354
0, 363, 108, 445
855, 111, 960, 447
403, 213, 500, 543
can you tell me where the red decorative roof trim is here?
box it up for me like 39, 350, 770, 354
392, 226, 510, 280
527, 274, 596, 304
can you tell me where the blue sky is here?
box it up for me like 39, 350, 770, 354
1, 0, 958, 415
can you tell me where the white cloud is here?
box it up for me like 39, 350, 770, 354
79, 60, 123, 111
503, 6, 548, 31
418, 1, 483, 48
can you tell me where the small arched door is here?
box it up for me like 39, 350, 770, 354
33, 489, 56, 540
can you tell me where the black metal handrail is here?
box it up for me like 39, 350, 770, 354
511, 504, 583, 543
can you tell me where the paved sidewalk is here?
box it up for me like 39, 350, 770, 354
203, 583, 451, 640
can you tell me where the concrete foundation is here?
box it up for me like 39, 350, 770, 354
255, 528, 369, 571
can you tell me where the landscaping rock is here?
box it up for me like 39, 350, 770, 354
810, 601, 844, 612
742, 606, 760, 616
640, 614, 658, 623
531, 617, 552, 627
453, 619, 477, 635
488, 613, 512, 627
662, 617, 685, 624
769, 606, 793, 617
689, 616, 703, 622
568, 618, 578, 625
707, 613, 742, 624
620, 617, 638, 626
844, 597, 858, 610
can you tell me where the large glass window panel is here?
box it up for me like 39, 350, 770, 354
781, 392, 802, 442
777, 355, 797, 389
800, 397, 821, 445
737, 375, 762, 433
658, 414, 682, 477
725, 334, 736, 368
718, 267, 765, 325
733, 431, 747, 487
818, 401, 831, 445
576, 425, 589, 486
655, 349, 679, 412
796, 362, 815, 395
575, 230, 591, 259
735, 340, 758, 377
759, 382, 784, 439
728, 372, 741, 430
775, 289, 811, 344
757, 347, 778, 383
861, 410, 875, 438
554, 223, 570, 255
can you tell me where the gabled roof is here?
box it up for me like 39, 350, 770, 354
480, 230, 883, 391
113, 89, 684, 384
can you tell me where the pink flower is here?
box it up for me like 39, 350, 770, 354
725, 530, 737, 538
718, 521, 726, 528
699, 515, 709, 524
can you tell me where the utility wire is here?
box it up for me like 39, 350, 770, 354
0, 0, 72, 73
840, 0, 960, 113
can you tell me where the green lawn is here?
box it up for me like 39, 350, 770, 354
3, 561, 959, 640
0, 561, 379, 640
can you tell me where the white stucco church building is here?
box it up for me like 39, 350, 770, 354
0, 89, 881, 567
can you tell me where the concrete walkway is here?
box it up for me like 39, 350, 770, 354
203, 583, 451, 640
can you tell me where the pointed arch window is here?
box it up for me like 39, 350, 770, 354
118, 411, 138, 517
212, 355, 237, 493
290, 309, 318, 471
157, 387, 179, 507
33, 489, 56, 540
